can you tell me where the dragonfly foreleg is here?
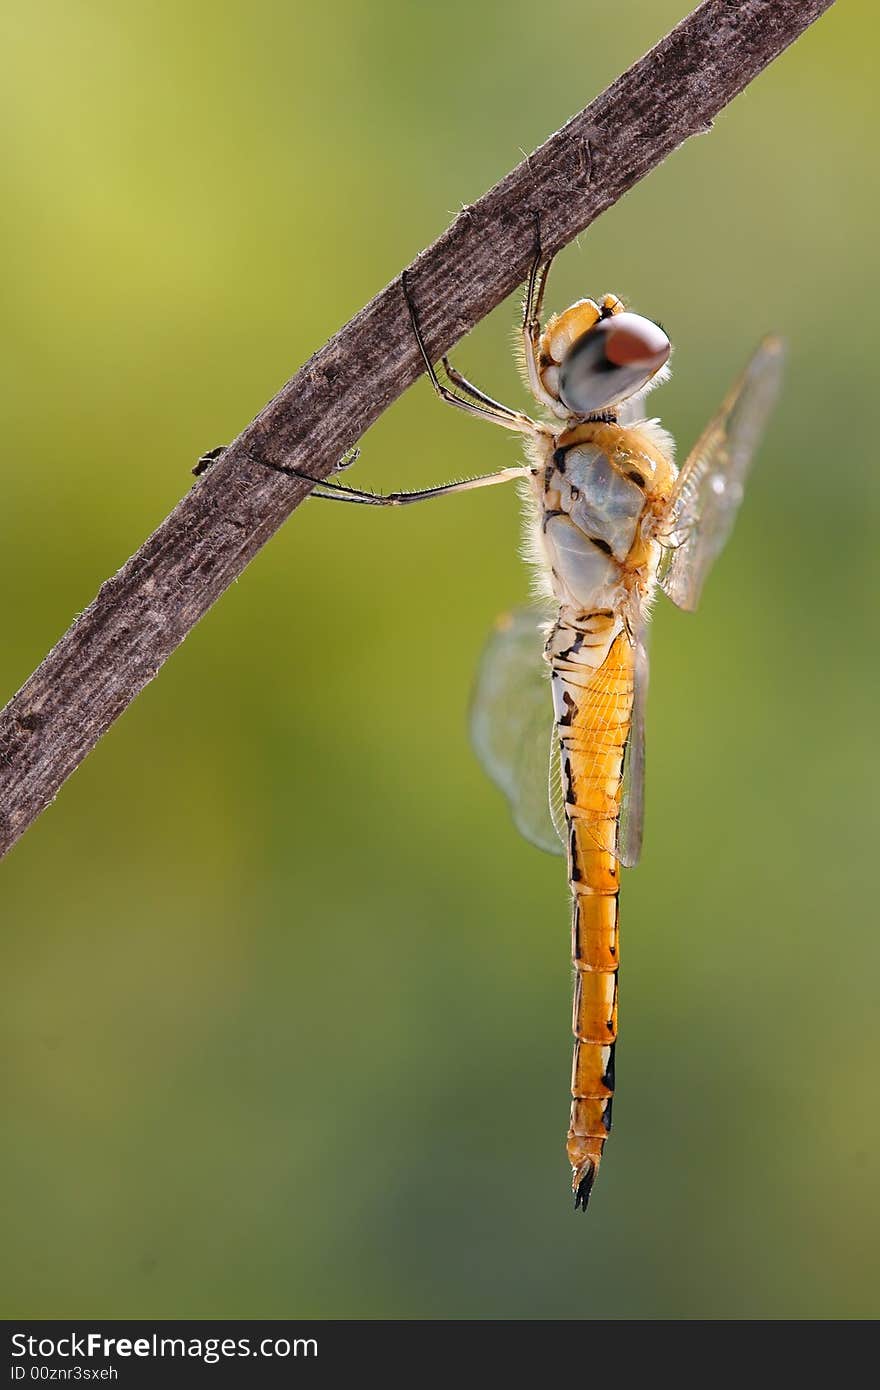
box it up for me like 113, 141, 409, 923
521, 213, 558, 412
522, 212, 554, 340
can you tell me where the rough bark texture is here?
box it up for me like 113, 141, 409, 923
0, 0, 835, 858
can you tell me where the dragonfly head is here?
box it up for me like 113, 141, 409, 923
538, 297, 670, 418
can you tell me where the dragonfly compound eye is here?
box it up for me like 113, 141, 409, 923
558, 312, 670, 416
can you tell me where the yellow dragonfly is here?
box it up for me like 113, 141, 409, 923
295, 244, 784, 1211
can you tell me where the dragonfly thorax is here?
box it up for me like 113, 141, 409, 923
534, 421, 677, 615
550, 444, 644, 561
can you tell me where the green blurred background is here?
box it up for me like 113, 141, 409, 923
1, 1, 876, 1320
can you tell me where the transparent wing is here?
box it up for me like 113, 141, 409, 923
659, 336, 785, 612
470, 605, 565, 856
617, 629, 648, 869
548, 730, 566, 846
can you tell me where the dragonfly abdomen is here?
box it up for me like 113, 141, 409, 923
550, 619, 635, 1210
568, 883, 619, 1209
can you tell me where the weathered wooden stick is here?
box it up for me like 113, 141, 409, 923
0, 0, 835, 858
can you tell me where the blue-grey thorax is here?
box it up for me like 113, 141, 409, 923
540, 443, 647, 613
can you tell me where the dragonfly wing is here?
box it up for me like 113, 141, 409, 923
548, 728, 566, 846
617, 629, 649, 869
659, 336, 785, 612
470, 605, 565, 856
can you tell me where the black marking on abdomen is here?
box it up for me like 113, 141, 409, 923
601, 1043, 616, 1091
563, 754, 575, 806
568, 824, 581, 883
606, 972, 619, 1031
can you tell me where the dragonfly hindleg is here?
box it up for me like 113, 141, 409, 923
248, 453, 527, 507
194, 443, 359, 483
192, 445, 227, 477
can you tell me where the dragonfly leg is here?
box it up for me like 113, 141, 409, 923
193, 444, 360, 480
439, 355, 521, 417
253, 456, 528, 506
521, 214, 559, 412
523, 213, 554, 334
657, 522, 694, 551
334, 445, 361, 472
401, 271, 542, 437
193, 445, 227, 477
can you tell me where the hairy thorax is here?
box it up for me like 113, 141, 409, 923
526, 419, 678, 624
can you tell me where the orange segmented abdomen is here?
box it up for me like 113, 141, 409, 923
551, 622, 634, 1210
